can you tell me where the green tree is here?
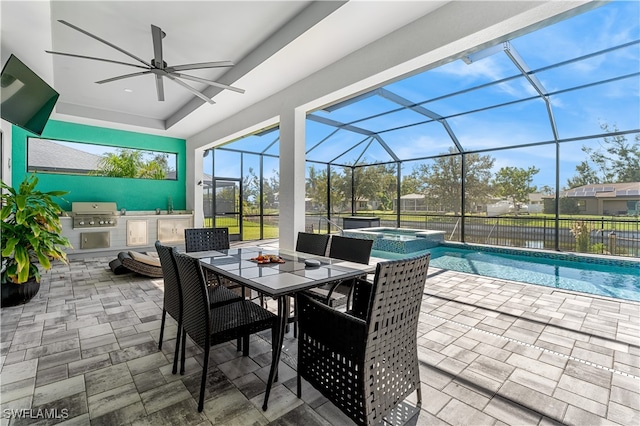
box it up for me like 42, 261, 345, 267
375, 165, 398, 211
263, 170, 279, 211
306, 165, 350, 214
566, 160, 600, 188
137, 159, 167, 179
492, 166, 539, 213
95, 149, 142, 177
242, 167, 260, 214
217, 186, 237, 213
566, 123, 640, 188
401, 173, 421, 196
353, 163, 397, 211
540, 185, 555, 195
330, 167, 351, 213
409, 149, 494, 214
93, 149, 169, 179
306, 164, 328, 213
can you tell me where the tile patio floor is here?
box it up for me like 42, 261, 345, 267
1, 241, 639, 425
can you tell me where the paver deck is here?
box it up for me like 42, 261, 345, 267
1, 242, 638, 425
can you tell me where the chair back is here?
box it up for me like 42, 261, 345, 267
155, 241, 182, 320
296, 232, 330, 257
184, 228, 230, 252
172, 252, 211, 349
328, 235, 373, 264
362, 253, 430, 422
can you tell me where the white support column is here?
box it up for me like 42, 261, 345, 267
278, 108, 306, 250
187, 146, 205, 227
0, 121, 12, 186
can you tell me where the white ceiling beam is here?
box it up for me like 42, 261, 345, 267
166, 1, 347, 129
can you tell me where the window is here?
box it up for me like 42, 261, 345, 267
27, 138, 177, 180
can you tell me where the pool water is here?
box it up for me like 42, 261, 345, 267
372, 246, 640, 302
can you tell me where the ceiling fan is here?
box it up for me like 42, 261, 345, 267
46, 20, 245, 104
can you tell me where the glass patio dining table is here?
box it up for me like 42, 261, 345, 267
185, 246, 377, 410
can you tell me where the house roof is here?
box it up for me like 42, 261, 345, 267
528, 193, 545, 203
400, 193, 425, 200
560, 182, 640, 198
28, 138, 101, 173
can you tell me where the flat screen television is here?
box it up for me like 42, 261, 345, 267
1, 54, 59, 136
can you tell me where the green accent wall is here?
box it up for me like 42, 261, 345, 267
11, 120, 186, 212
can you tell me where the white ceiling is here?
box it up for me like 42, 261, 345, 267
1, 1, 448, 139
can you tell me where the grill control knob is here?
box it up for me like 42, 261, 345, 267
99, 220, 105, 225
89, 220, 95, 225
108, 220, 114, 225
79, 220, 85, 226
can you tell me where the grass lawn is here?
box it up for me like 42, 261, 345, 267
202, 211, 637, 242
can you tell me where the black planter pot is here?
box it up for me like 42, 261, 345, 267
1, 279, 41, 308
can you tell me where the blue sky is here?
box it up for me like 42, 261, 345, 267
210, 0, 639, 191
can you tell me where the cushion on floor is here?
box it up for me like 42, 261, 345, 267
128, 251, 161, 267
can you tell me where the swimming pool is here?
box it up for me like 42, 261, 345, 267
373, 244, 640, 302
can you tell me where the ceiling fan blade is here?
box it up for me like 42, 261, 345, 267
171, 72, 245, 94
155, 75, 165, 101
165, 74, 215, 104
96, 70, 151, 84
45, 51, 148, 69
151, 24, 164, 69
165, 61, 234, 72
58, 20, 152, 68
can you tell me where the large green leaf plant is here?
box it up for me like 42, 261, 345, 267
1, 175, 72, 284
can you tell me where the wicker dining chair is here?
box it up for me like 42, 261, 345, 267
184, 227, 257, 301
184, 227, 230, 253
303, 235, 373, 307
296, 232, 330, 257
297, 253, 431, 426
287, 232, 331, 337
155, 241, 242, 374
172, 251, 277, 412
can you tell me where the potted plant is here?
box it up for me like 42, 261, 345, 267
1, 174, 72, 307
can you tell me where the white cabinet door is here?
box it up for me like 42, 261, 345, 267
127, 220, 148, 246
158, 218, 192, 243
172, 218, 191, 243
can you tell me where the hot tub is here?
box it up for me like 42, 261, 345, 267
342, 227, 445, 254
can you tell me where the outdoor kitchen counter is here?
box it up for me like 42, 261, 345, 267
60, 212, 194, 256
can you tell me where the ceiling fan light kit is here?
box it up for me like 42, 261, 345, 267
46, 20, 245, 103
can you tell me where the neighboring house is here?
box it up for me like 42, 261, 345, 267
304, 197, 316, 211
486, 193, 544, 216
394, 193, 448, 212
396, 193, 426, 211
28, 138, 101, 174
355, 196, 379, 211
527, 193, 545, 214
554, 183, 640, 216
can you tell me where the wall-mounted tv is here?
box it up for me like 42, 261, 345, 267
1, 54, 59, 136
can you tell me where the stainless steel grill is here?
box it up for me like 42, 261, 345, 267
71, 202, 118, 229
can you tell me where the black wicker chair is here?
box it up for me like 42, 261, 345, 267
184, 227, 254, 299
296, 232, 330, 257
303, 235, 373, 307
297, 253, 431, 426
288, 232, 331, 336
172, 251, 277, 412
184, 227, 230, 252
155, 241, 242, 374
328, 235, 374, 264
